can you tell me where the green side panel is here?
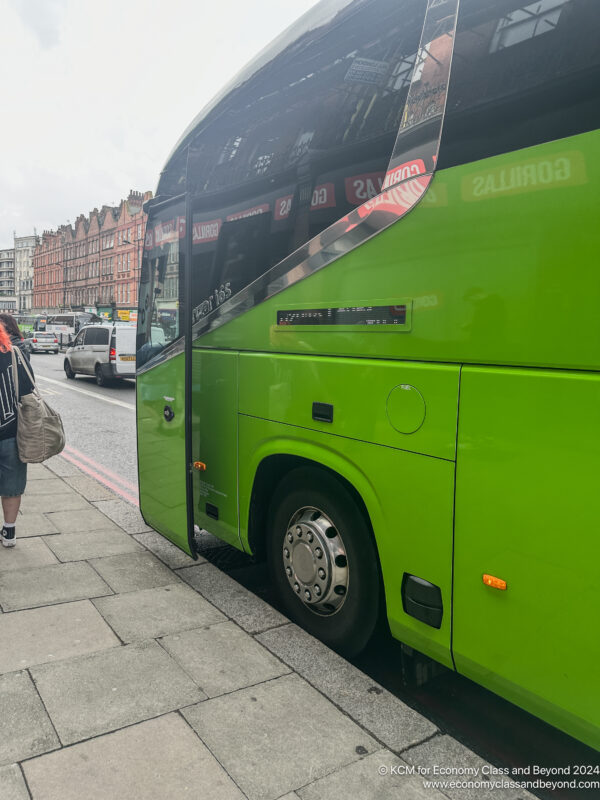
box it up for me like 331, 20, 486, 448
136, 352, 190, 554
197, 132, 600, 371
454, 367, 600, 749
239, 353, 459, 460
191, 349, 240, 547
238, 413, 455, 667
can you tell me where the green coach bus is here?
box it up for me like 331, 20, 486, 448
136, 0, 600, 748
14, 314, 47, 334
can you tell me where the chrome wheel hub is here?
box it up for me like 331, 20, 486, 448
282, 506, 349, 615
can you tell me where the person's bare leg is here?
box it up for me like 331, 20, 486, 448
2, 495, 21, 524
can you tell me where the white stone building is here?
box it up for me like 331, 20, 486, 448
0, 247, 16, 311
14, 233, 38, 312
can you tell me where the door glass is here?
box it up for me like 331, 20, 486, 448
136, 200, 185, 368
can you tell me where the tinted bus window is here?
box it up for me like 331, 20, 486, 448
438, 0, 600, 169
51, 315, 72, 326
184, 0, 428, 322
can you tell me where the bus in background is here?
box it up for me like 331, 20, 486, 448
13, 314, 48, 334
136, 0, 600, 749
46, 311, 101, 347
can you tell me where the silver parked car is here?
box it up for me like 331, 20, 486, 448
24, 331, 60, 354
63, 322, 136, 386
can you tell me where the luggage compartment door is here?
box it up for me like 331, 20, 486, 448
453, 366, 600, 747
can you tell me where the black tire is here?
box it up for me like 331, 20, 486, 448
267, 466, 380, 657
95, 364, 106, 386
64, 359, 75, 379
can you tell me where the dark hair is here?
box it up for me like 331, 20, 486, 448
0, 313, 22, 340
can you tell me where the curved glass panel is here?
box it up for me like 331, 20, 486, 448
186, 0, 429, 324
149, 0, 462, 343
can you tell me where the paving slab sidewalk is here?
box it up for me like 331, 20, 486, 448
0, 458, 535, 800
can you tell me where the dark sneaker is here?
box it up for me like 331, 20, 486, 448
1, 526, 16, 547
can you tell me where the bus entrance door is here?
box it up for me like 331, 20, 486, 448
136, 198, 192, 554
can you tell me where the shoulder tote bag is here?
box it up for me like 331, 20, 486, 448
11, 347, 66, 463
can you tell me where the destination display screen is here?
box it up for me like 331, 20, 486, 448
277, 305, 407, 326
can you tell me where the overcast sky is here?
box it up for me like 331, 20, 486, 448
0, 0, 320, 248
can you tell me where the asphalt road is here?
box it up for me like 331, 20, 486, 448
27, 350, 598, 797
30, 351, 138, 502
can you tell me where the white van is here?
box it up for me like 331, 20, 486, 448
64, 322, 136, 385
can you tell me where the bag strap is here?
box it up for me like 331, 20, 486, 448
10, 347, 19, 400
11, 347, 40, 400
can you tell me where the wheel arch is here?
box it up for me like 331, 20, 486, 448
244, 441, 390, 649
245, 445, 383, 568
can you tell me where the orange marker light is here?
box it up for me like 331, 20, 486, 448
193, 461, 207, 472
483, 574, 507, 591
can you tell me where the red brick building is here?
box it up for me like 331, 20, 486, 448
32, 190, 151, 315
113, 191, 146, 313
33, 230, 64, 311
98, 204, 118, 309
85, 209, 101, 306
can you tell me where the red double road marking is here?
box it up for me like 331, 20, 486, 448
62, 445, 139, 506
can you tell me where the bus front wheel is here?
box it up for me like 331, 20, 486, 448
267, 467, 380, 657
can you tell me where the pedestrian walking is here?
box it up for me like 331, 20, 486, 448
0, 318, 34, 547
